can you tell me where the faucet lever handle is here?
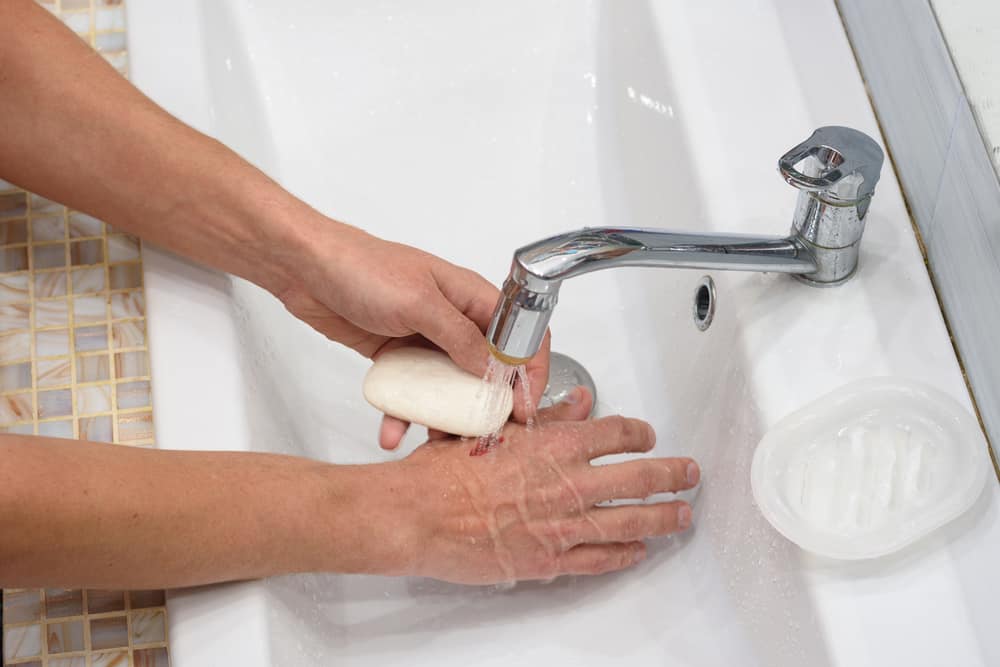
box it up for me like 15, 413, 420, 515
778, 126, 884, 205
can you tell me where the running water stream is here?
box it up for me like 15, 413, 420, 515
470, 355, 536, 456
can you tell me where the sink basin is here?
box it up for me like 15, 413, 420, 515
128, 0, 1000, 665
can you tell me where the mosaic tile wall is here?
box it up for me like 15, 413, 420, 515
2, 2, 169, 665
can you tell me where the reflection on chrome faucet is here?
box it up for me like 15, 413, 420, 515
487, 127, 884, 364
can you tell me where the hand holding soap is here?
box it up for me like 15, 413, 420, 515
363, 347, 513, 437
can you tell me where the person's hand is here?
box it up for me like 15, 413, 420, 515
362, 387, 700, 585
275, 222, 550, 449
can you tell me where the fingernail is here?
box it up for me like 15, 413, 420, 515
678, 505, 692, 530
562, 387, 582, 405
686, 462, 700, 486
633, 544, 647, 563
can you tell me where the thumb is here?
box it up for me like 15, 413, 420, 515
405, 289, 492, 377
537, 386, 593, 424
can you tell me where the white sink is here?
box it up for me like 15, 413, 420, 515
128, 1, 1000, 665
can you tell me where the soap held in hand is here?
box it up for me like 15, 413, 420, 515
363, 347, 513, 437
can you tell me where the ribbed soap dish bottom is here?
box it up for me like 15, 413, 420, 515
751, 378, 990, 560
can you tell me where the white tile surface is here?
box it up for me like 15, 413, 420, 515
927, 100, 1000, 449
839, 0, 1000, 457
932, 0, 1000, 176
838, 0, 962, 227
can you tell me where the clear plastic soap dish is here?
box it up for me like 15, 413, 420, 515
751, 378, 990, 560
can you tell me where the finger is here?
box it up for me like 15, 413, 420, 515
371, 334, 434, 359
379, 415, 410, 450
561, 502, 692, 546
536, 386, 593, 424
555, 541, 646, 576
405, 289, 493, 378
427, 428, 450, 441
513, 329, 551, 423
282, 289, 391, 359
422, 264, 504, 377
580, 415, 656, 460
584, 458, 700, 501
433, 265, 501, 331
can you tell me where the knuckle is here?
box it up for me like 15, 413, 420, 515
605, 415, 629, 440
589, 553, 613, 574
653, 506, 675, 534
621, 513, 644, 538
636, 465, 660, 498
530, 543, 557, 572
553, 482, 582, 512
558, 520, 582, 546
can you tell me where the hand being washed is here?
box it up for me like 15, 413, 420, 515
275, 222, 550, 449
353, 388, 700, 584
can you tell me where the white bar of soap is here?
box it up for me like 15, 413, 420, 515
362, 347, 513, 437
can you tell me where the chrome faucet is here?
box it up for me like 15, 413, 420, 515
486, 126, 884, 364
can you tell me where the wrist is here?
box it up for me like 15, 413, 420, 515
247, 200, 371, 300
234, 197, 325, 296
303, 461, 424, 577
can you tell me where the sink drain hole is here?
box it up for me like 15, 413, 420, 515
694, 276, 716, 331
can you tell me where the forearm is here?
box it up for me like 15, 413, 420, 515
0, 0, 337, 295
0, 435, 414, 589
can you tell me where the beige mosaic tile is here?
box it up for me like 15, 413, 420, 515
110, 292, 143, 321
33, 299, 70, 328
0, 220, 28, 245
3, 623, 42, 663
90, 616, 128, 652
77, 354, 111, 383
34, 329, 69, 358
107, 236, 140, 264
0, 331, 31, 360
34, 271, 68, 299
36, 358, 72, 388
71, 266, 107, 295
92, 652, 128, 667
67, 213, 103, 239
129, 610, 165, 646
3, 2, 170, 665
2, 591, 42, 625
110, 320, 144, 350
0, 274, 30, 303
37, 420, 73, 439
31, 217, 66, 243
86, 592, 125, 616
45, 619, 85, 654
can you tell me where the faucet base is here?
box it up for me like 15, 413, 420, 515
792, 235, 861, 286
792, 268, 857, 288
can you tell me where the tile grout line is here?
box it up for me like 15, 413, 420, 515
82, 588, 92, 667
27, 192, 47, 667
125, 589, 134, 666
27, 191, 37, 438
39, 589, 47, 666
105, 221, 120, 447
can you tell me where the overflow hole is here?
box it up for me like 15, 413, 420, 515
694, 276, 716, 331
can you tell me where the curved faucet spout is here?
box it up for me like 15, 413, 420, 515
514, 227, 816, 290
486, 227, 817, 364
486, 127, 884, 365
